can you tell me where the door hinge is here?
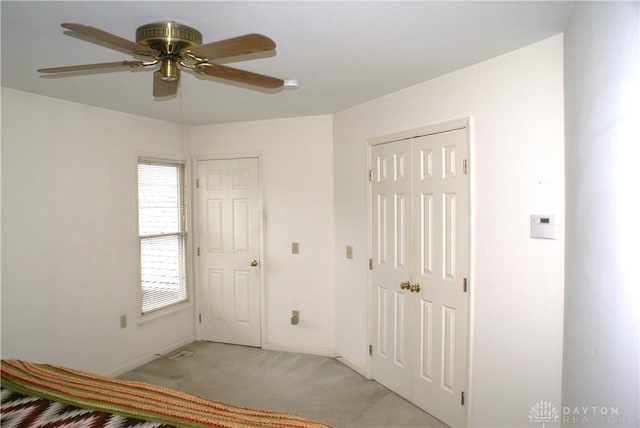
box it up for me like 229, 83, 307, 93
461, 391, 465, 405
197, 247, 200, 256
463, 277, 468, 293
369, 259, 373, 270
463, 159, 468, 175
198, 313, 202, 323
196, 178, 200, 188
369, 345, 373, 356
368, 169, 372, 181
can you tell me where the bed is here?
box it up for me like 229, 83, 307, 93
1, 359, 331, 428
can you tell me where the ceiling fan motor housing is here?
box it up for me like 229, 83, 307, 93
136, 22, 202, 81
136, 22, 202, 53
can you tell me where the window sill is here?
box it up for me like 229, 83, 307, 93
138, 300, 192, 325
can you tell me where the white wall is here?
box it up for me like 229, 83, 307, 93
189, 116, 335, 355
563, 2, 639, 425
333, 36, 565, 426
1, 88, 195, 375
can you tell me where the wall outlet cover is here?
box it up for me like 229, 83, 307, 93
291, 310, 300, 325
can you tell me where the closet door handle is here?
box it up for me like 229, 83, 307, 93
400, 281, 411, 290
410, 283, 421, 293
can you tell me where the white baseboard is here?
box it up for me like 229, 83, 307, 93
262, 341, 336, 358
336, 354, 369, 378
105, 335, 196, 378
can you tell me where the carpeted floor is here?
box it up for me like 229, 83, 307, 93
119, 341, 448, 428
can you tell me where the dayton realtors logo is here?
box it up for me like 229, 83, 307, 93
529, 402, 636, 426
563, 405, 630, 425
529, 401, 560, 427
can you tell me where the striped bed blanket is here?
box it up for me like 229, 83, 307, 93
1, 360, 331, 428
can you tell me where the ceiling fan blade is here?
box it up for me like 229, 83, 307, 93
195, 63, 283, 89
61, 23, 159, 57
153, 70, 179, 97
187, 33, 276, 60
38, 60, 147, 73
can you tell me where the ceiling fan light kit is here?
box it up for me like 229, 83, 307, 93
38, 21, 284, 96
160, 59, 179, 82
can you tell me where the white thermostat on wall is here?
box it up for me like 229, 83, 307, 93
530, 215, 557, 240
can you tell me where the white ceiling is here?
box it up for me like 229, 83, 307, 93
1, 1, 573, 125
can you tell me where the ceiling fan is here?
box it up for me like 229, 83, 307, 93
38, 22, 284, 96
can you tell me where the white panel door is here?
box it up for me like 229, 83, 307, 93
411, 129, 469, 428
197, 158, 261, 347
370, 127, 469, 427
370, 140, 413, 399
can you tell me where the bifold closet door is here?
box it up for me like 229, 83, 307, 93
370, 127, 469, 428
410, 129, 469, 428
370, 139, 413, 399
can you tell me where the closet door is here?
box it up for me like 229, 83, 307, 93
370, 126, 469, 428
370, 139, 413, 399
197, 158, 262, 347
411, 129, 469, 428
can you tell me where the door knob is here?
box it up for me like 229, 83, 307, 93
410, 283, 421, 293
400, 281, 411, 290
250, 259, 259, 267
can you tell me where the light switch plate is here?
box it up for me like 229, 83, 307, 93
346, 245, 353, 259
292, 242, 299, 254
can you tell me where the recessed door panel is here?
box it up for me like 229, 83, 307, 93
420, 299, 433, 382
206, 170, 224, 190
377, 286, 388, 357
377, 155, 389, 182
443, 146, 457, 178
443, 193, 457, 280
395, 153, 407, 182
441, 305, 456, 393
207, 269, 224, 321
420, 149, 433, 181
394, 291, 407, 366
233, 198, 250, 253
395, 193, 406, 269
377, 194, 388, 265
207, 200, 224, 253
420, 193, 434, 275
232, 168, 250, 190
234, 270, 251, 324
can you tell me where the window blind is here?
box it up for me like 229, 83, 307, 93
137, 161, 188, 314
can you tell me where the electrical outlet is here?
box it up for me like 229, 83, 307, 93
120, 314, 127, 329
291, 310, 300, 325
292, 242, 299, 254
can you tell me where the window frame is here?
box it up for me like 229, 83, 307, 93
136, 156, 191, 321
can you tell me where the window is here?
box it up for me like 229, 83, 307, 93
137, 159, 188, 315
